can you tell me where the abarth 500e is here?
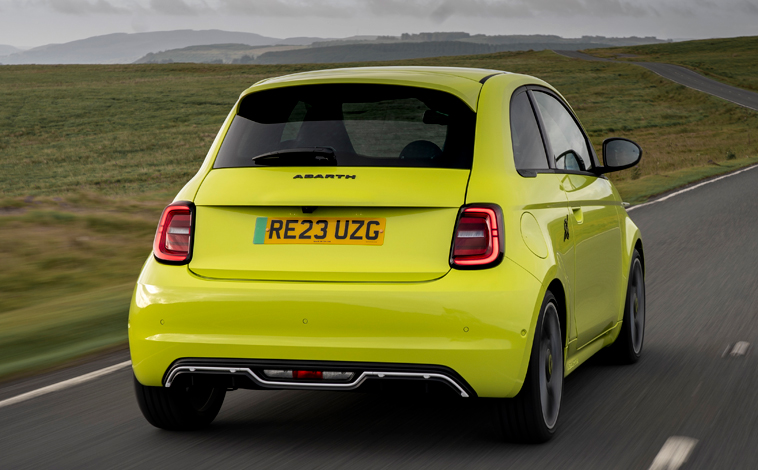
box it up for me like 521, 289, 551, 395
130, 66, 645, 443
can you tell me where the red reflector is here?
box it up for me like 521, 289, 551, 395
451, 205, 503, 269
293, 370, 323, 380
153, 202, 194, 264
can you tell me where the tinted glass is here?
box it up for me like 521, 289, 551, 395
214, 84, 476, 169
510, 91, 548, 170
532, 91, 592, 171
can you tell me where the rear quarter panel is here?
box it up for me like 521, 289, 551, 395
466, 74, 577, 352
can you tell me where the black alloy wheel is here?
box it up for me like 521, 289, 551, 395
498, 291, 564, 443
608, 250, 645, 364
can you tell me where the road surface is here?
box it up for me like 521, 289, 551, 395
3, 167, 758, 468
555, 50, 758, 111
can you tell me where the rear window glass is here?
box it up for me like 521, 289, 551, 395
213, 84, 476, 169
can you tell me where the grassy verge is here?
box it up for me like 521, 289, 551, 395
0, 284, 133, 379
1, 51, 756, 379
583, 36, 758, 93
615, 155, 758, 205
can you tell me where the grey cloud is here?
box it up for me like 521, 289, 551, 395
219, 0, 354, 18
41, 0, 130, 14
740, 0, 758, 13
369, 0, 647, 22
149, 0, 210, 16
8, 0, 758, 19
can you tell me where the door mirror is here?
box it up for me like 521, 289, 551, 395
598, 138, 642, 173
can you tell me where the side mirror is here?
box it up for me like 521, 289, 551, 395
596, 138, 642, 174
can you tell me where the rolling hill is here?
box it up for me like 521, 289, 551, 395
0, 30, 320, 65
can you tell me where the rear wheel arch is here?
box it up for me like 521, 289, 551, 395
634, 239, 645, 276
546, 279, 568, 350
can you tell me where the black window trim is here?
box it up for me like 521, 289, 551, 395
523, 85, 601, 178
510, 86, 553, 178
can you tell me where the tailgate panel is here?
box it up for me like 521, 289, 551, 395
190, 206, 460, 282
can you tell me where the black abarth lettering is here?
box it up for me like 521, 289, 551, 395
345, 175, 356, 179
314, 220, 328, 239
350, 220, 365, 239
335, 220, 349, 239
269, 220, 283, 239
366, 220, 380, 240
299, 220, 313, 239
325, 175, 335, 179
284, 220, 297, 239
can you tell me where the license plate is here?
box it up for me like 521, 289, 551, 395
253, 217, 386, 245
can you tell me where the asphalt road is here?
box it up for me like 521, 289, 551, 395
3, 167, 758, 469
555, 50, 758, 111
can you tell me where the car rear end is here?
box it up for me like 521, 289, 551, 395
129, 71, 544, 399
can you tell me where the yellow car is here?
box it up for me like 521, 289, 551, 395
130, 66, 644, 442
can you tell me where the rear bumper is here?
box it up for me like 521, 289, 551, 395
128, 256, 543, 398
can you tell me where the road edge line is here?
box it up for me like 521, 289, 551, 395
627, 163, 758, 212
0, 360, 131, 410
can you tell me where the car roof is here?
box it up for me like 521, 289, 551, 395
243, 66, 512, 111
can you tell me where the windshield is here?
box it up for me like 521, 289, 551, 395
213, 84, 476, 169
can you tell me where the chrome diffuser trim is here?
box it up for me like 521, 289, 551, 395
164, 365, 470, 398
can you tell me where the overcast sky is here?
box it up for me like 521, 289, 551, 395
1, 0, 756, 48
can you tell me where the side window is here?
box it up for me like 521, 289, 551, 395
532, 91, 592, 171
510, 91, 549, 171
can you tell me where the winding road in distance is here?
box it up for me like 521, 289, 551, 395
2, 161, 758, 468
554, 50, 758, 111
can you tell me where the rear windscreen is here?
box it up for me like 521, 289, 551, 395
213, 84, 476, 169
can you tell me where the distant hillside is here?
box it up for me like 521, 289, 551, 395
0, 30, 314, 65
0, 44, 22, 56
135, 43, 307, 64
1, 30, 670, 66
133, 33, 669, 66
460, 34, 667, 47
245, 41, 618, 65
583, 35, 758, 93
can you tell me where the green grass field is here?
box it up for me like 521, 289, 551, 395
1, 48, 757, 380
585, 36, 758, 93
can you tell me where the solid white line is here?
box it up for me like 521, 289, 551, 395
0, 360, 131, 410
627, 163, 758, 212
649, 436, 698, 470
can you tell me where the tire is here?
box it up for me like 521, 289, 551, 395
497, 291, 564, 443
134, 375, 226, 431
607, 250, 645, 364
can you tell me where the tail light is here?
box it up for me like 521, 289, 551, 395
153, 201, 195, 265
450, 204, 504, 269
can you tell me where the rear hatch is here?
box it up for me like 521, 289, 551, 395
189, 82, 477, 282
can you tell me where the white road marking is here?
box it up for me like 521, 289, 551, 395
0, 360, 131, 410
627, 163, 758, 212
730, 341, 750, 357
649, 436, 698, 470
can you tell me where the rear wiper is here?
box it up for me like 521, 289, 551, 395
252, 147, 337, 166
